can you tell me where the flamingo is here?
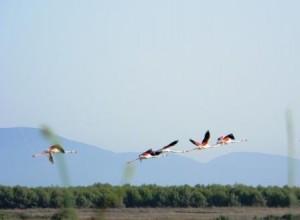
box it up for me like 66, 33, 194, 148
187, 130, 217, 152
32, 144, 77, 164
216, 133, 247, 145
190, 130, 210, 148
127, 140, 183, 163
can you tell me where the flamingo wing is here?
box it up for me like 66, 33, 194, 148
50, 144, 65, 153
189, 139, 201, 146
160, 140, 179, 150
48, 153, 54, 164
140, 148, 153, 156
225, 133, 235, 140
201, 130, 210, 145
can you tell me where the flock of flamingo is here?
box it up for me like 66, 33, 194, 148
128, 131, 247, 164
32, 130, 247, 164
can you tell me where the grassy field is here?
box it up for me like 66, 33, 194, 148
1, 207, 300, 220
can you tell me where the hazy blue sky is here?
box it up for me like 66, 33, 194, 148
1, 0, 299, 161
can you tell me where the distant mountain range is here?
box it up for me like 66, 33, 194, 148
0, 127, 299, 187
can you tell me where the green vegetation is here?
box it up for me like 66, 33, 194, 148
0, 184, 299, 209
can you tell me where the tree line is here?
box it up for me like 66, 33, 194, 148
0, 184, 299, 209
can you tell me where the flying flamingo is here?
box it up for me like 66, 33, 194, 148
187, 130, 217, 152
216, 133, 247, 145
127, 140, 183, 163
32, 144, 77, 164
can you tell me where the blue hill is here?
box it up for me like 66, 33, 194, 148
0, 127, 299, 186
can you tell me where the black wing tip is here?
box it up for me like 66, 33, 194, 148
227, 133, 235, 140
163, 140, 179, 149
170, 140, 179, 146
204, 130, 210, 138
189, 139, 197, 146
49, 155, 54, 164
